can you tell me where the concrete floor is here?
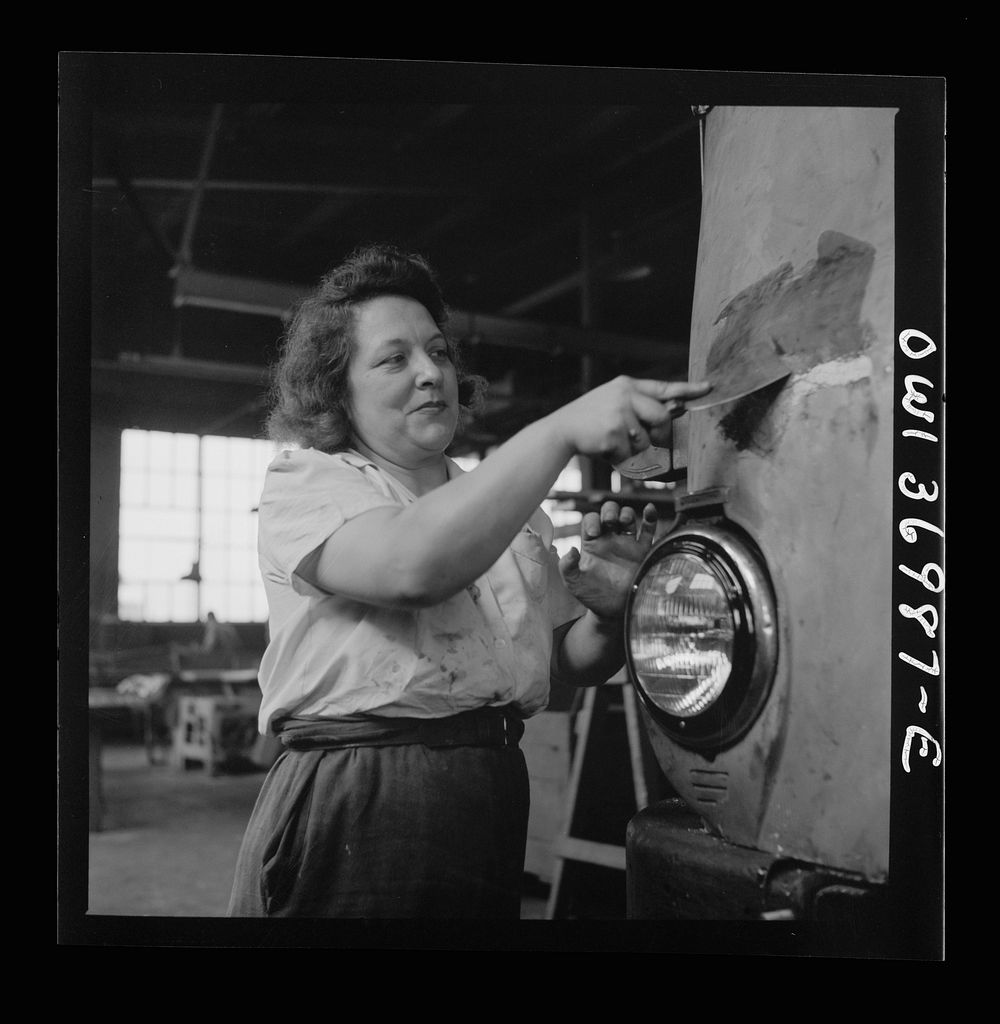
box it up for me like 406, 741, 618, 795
87, 739, 550, 920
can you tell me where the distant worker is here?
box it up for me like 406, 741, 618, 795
202, 611, 241, 664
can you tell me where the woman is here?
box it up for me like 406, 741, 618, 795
227, 243, 709, 918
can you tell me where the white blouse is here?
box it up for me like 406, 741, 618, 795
254, 447, 582, 734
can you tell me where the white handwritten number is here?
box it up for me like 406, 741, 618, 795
897, 472, 939, 502
898, 561, 944, 593
899, 603, 939, 639
898, 328, 937, 360
898, 650, 940, 676
897, 328, 943, 780
901, 725, 943, 773
899, 518, 944, 544
902, 374, 935, 423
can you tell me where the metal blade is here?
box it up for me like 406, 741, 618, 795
615, 347, 791, 477
686, 350, 791, 411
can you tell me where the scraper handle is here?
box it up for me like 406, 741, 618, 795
613, 444, 675, 480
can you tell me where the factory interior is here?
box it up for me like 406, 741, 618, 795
68, 56, 705, 930
59, 57, 945, 954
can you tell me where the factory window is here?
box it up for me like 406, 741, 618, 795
118, 429, 281, 623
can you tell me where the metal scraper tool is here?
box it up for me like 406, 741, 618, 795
685, 347, 791, 411
614, 350, 791, 479
613, 443, 675, 481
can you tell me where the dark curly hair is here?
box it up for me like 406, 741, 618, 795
266, 243, 487, 452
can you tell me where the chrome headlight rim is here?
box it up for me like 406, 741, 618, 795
625, 520, 778, 752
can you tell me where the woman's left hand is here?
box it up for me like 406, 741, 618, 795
558, 501, 659, 622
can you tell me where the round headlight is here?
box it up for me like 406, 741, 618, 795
625, 521, 777, 751
630, 550, 737, 717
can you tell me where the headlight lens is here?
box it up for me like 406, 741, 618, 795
625, 519, 778, 752
629, 552, 736, 717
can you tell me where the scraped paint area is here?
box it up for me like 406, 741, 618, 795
789, 354, 873, 399
714, 231, 877, 453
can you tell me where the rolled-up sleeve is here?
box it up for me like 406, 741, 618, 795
258, 449, 399, 597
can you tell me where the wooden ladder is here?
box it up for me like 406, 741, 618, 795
545, 674, 663, 918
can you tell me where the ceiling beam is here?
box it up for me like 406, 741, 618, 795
594, 118, 698, 179
498, 195, 701, 316
168, 265, 687, 365
171, 265, 303, 318
411, 107, 644, 249
277, 104, 477, 250
93, 354, 268, 385
446, 310, 684, 365
501, 265, 599, 317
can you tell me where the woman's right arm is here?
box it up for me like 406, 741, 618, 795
297, 376, 709, 608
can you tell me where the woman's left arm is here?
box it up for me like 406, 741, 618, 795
554, 501, 659, 686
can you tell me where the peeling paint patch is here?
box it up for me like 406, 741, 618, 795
711, 232, 876, 456
771, 230, 876, 368
705, 231, 875, 385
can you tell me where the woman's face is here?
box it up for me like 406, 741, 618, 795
346, 295, 460, 465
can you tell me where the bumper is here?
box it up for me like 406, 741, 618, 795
626, 799, 888, 922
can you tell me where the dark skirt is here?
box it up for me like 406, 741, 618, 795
227, 711, 530, 919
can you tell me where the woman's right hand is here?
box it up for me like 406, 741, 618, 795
299, 376, 709, 609
549, 376, 712, 463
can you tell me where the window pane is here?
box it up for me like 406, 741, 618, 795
118, 429, 273, 623
173, 472, 198, 509
148, 431, 176, 467
201, 583, 227, 614
121, 508, 195, 541
202, 511, 231, 548
231, 475, 261, 510
145, 583, 173, 621
229, 439, 255, 477
118, 582, 145, 621
147, 471, 174, 508
200, 547, 227, 580
118, 506, 145, 542
201, 437, 230, 477
119, 538, 149, 581
148, 541, 196, 582
229, 546, 253, 577
229, 517, 254, 549
172, 586, 198, 622
202, 472, 230, 510
120, 429, 147, 471
174, 433, 200, 468
119, 471, 146, 507
228, 590, 254, 622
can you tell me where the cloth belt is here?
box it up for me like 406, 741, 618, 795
275, 706, 525, 751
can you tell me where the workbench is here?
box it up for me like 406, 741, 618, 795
87, 669, 265, 831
